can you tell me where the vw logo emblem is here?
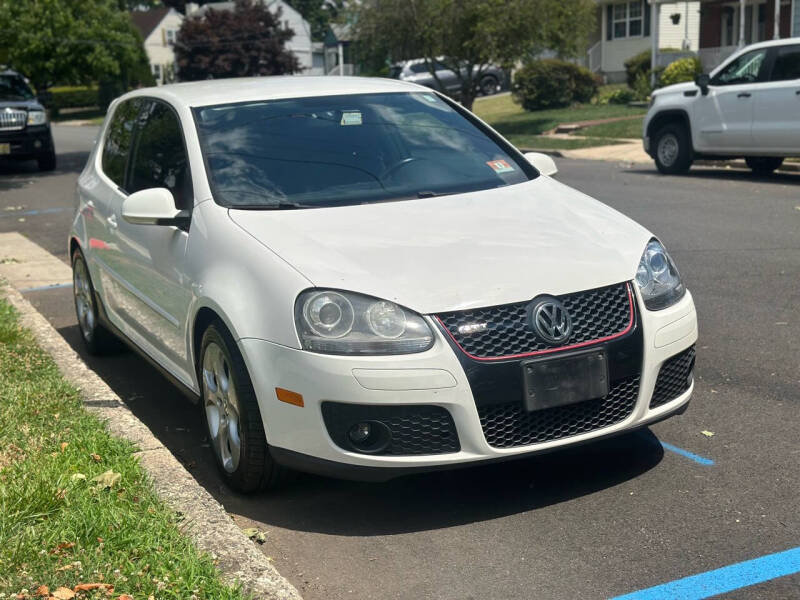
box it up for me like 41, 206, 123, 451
529, 297, 572, 345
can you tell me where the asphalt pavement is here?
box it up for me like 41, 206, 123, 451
1, 125, 798, 600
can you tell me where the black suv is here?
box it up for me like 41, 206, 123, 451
0, 68, 56, 171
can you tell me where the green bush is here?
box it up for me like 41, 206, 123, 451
606, 88, 636, 105
632, 72, 653, 101
512, 59, 599, 111
624, 49, 652, 88
48, 86, 99, 116
659, 56, 703, 87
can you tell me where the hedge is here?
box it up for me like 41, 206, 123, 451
512, 59, 599, 111
660, 57, 703, 87
48, 86, 99, 116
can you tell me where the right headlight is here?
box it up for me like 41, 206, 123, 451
295, 289, 434, 355
635, 239, 686, 310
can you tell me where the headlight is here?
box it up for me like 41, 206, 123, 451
27, 110, 47, 126
635, 239, 686, 310
295, 290, 434, 355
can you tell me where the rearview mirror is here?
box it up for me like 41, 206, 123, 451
122, 188, 190, 228
696, 73, 710, 96
524, 152, 558, 177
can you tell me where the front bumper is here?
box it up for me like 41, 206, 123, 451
0, 125, 53, 159
240, 288, 698, 479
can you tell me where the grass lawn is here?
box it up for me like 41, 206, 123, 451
577, 116, 645, 140
0, 298, 247, 599
473, 94, 646, 140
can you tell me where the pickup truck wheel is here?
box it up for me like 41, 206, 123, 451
653, 124, 692, 175
745, 156, 783, 175
199, 321, 288, 493
479, 75, 499, 96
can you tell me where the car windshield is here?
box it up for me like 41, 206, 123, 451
193, 92, 532, 209
0, 75, 34, 101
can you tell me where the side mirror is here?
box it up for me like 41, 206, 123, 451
696, 73, 710, 96
122, 188, 190, 228
524, 152, 558, 177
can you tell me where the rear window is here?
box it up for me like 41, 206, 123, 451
193, 92, 532, 209
770, 44, 800, 81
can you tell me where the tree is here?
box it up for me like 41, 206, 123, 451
354, 0, 596, 110
284, 0, 345, 41
175, 0, 300, 80
0, 0, 153, 92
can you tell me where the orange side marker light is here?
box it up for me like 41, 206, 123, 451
275, 387, 304, 407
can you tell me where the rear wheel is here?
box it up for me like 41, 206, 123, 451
479, 74, 499, 96
745, 156, 783, 175
199, 321, 287, 493
37, 150, 56, 172
653, 124, 692, 175
72, 250, 120, 355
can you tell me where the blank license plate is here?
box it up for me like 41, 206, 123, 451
522, 349, 609, 411
0, 143, 9, 155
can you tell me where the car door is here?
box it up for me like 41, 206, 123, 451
752, 44, 800, 152
107, 99, 195, 385
692, 47, 770, 153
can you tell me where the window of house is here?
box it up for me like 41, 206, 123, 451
152, 64, 162, 82
166, 29, 176, 45
608, 1, 645, 40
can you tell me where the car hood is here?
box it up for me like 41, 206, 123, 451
227, 176, 652, 314
0, 100, 41, 110
653, 81, 697, 97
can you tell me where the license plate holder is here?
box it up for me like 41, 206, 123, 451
0, 143, 9, 155
522, 349, 609, 412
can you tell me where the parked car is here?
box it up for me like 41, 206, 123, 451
644, 38, 800, 175
70, 76, 697, 492
390, 58, 505, 96
0, 68, 56, 171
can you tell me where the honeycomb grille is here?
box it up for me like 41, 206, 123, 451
321, 402, 459, 456
437, 283, 632, 359
650, 345, 696, 409
478, 376, 640, 448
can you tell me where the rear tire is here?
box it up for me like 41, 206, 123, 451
37, 150, 56, 172
71, 249, 121, 355
479, 74, 499, 96
653, 124, 692, 175
199, 321, 287, 493
745, 156, 783, 175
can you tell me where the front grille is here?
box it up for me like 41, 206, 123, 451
437, 282, 632, 359
650, 345, 696, 408
0, 109, 26, 131
478, 375, 640, 448
321, 402, 459, 456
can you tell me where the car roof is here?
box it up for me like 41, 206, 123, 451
118, 76, 427, 109
736, 36, 800, 51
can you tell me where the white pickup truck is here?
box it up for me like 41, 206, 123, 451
644, 38, 800, 175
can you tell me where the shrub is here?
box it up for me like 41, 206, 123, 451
606, 88, 636, 105
659, 56, 703, 87
512, 59, 598, 111
624, 49, 652, 88
48, 86, 99, 116
632, 72, 653, 100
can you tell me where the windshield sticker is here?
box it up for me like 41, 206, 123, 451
340, 111, 363, 126
487, 159, 515, 173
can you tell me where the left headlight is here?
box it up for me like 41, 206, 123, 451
27, 110, 47, 126
635, 239, 686, 310
295, 289, 435, 355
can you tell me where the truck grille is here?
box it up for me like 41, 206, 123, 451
437, 282, 632, 360
0, 109, 26, 131
650, 345, 696, 408
478, 375, 640, 448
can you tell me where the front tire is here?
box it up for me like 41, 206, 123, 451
745, 156, 783, 175
653, 124, 692, 175
72, 250, 120, 355
199, 321, 286, 493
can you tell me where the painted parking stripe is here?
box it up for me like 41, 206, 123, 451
659, 441, 714, 466
19, 282, 72, 293
610, 546, 800, 600
0, 207, 69, 219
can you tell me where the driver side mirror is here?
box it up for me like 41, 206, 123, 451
696, 73, 710, 96
122, 188, 190, 228
524, 152, 558, 177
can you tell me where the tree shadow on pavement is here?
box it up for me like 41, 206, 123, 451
0, 151, 90, 193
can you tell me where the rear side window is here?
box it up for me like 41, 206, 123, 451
128, 100, 192, 209
770, 45, 800, 81
101, 99, 144, 188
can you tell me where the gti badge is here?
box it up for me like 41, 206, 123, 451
529, 297, 572, 345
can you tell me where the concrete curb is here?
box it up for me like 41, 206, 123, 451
1, 283, 302, 600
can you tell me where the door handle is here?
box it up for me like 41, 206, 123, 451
796, 90, 800, 95
106, 214, 118, 229
737, 92, 751, 98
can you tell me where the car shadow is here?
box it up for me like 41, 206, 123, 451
0, 151, 90, 192
54, 320, 665, 537
629, 164, 800, 184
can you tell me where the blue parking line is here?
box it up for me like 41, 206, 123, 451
610, 546, 800, 600
0, 207, 69, 219
18, 282, 72, 293
659, 441, 714, 466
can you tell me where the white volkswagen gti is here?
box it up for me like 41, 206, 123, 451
70, 77, 698, 492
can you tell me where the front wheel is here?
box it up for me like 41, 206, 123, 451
653, 124, 693, 175
745, 156, 783, 175
199, 321, 287, 492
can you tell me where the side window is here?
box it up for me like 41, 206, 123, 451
128, 101, 193, 210
101, 99, 144, 188
770, 45, 800, 81
711, 49, 769, 86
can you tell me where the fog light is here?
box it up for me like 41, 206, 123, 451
34, 140, 42, 149
348, 422, 371, 444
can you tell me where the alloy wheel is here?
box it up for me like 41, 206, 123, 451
73, 258, 96, 342
202, 342, 242, 473
657, 133, 679, 168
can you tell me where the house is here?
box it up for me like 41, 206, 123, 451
696, 0, 800, 70
185, 1, 325, 74
131, 7, 184, 85
588, 1, 702, 81
324, 23, 356, 75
